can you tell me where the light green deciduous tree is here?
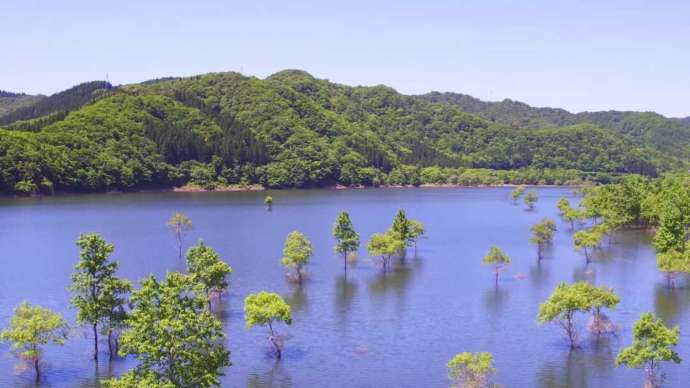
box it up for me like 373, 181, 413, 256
333, 211, 360, 272
447, 351, 496, 388
482, 246, 511, 284
244, 291, 293, 359
281, 231, 313, 284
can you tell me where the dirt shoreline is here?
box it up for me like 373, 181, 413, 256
0, 183, 579, 198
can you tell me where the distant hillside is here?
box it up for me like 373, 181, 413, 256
0, 70, 684, 194
418, 92, 690, 159
0, 81, 113, 127
0, 90, 44, 116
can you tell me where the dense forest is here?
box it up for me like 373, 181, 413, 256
0, 70, 687, 194
419, 92, 690, 160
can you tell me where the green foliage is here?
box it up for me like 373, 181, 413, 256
573, 229, 603, 262
523, 190, 538, 210
409, 220, 426, 247
70, 233, 131, 359
333, 211, 360, 269
281, 231, 313, 283
186, 241, 232, 299
511, 185, 526, 202
264, 195, 273, 207
367, 232, 404, 271
391, 209, 413, 246
538, 282, 617, 348
616, 312, 681, 387
113, 273, 230, 387
447, 352, 496, 388
530, 218, 557, 259
244, 291, 292, 359
482, 246, 511, 282
0, 302, 69, 378
0, 81, 112, 126
1, 70, 682, 195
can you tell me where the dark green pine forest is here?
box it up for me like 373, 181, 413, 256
1, 70, 688, 194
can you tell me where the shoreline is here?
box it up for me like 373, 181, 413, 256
0, 183, 580, 199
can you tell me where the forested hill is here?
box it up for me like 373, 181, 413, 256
418, 92, 690, 160
0, 81, 112, 128
0, 90, 43, 117
0, 70, 686, 194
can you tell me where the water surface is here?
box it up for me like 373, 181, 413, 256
0, 188, 687, 387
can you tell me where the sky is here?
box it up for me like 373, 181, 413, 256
2, 0, 689, 117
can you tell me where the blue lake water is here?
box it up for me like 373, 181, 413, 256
0, 187, 687, 387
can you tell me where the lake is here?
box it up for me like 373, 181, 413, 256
0, 187, 687, 387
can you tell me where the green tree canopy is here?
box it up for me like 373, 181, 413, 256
482, 246, 511, 283
186, 241, 232, 306
333, 211, 360, 271
70, 233, 132, 360
244, 291, 293, 359
281, 231, 313, 284
530, 218, 557, 259
616, 312, 681, 388
110, 273, 230, 387
523, 191, 538, 210
538, 282, 599, 348
511, 185, 526, 203
447, 351, 496, 388
0, 302, 69, 380
367, 232, 404, 272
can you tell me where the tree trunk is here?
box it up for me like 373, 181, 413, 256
34, 358, 40, 381
344, 251, 348, 273
107, 329, 113, 359
297, 264, 303, 284
93, 323, 99, 360
537, 244, 543, 260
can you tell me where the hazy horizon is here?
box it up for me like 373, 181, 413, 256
3, 0, 689, 117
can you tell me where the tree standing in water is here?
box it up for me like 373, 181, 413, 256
447, 351, 496, 388
530, 218, 557, 260
524, 191, 538, 210
186, 241, 232, 309
409, 220, 426, 255
538, 282, 598, 349
573, 229, 602, 263
511, 185, 526, 204
70, 233, 131, 360
617, 312, 681, 388
281, 231, 313, 284
1, 302, 69, 381
482, 246, 511, 284
244, 291, 292, 359
333, 211, 360, 273
367, 232, 404, 272
167, 212, 193, 260
264, 195, 273, 211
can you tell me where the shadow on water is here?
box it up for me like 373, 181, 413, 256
537, 333, 618, 388
246, 361, 293, 388
483, 284, 509, 320
530, 246, 555, 288
284, 286, 308, 315
573, 263, 596, 283
334, 275, 357, 316
654, 281, 690, 324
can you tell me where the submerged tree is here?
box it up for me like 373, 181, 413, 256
391, 209, 413, 248
588, 286, 620, 335
616, 312, 681, 388
1, 302, 69, 381
281, 231, 313, 284
557, 197, 571, 215
573, 229, 602, 263
482, 246, 511, 284
656, 250, 690, 288
367, 232, 404, 272
167, 212, 193, 260
538, 282, 595, 348
186, 241, 232, 308
70, 233, 132, 360
409, 220, 426, 254
264, 195, 273, 211
524, 191, 538, 210
108, 273, 230, 387
530, 218, 557, 260
333, 211, 360, 272
511, 185, 526, 204
244, 291, 293, 359
447, 352, 496, 388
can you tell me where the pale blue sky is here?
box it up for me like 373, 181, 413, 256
2, 0, 689, 117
